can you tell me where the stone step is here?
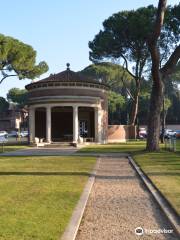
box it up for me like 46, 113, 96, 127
43, 142, 75, 148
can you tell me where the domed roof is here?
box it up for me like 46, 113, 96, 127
25, 63, 109, 90
40, 69, 96, 84
38, 64, 105, 84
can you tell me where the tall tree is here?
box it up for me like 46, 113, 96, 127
0, 34, 48, 84
0, 97, 9, 112
81, 62, 133, 124
7, 88, 28, 106
88, 7, 156, 125
146, 0, 180, 151
89, 3, 180, 129
81, 62, 133, 96
171, 61, 180, 83
108, 91, 125, 124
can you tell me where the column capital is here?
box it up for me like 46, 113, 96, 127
29, 106, 36, 111
46, 105, 52, 110
73, 105, 79, 109
94, 105, 101, 111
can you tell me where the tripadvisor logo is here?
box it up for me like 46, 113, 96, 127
135, 227, 144, 236
135, 227, 174, 236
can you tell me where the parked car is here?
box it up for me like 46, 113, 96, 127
138, 128, 147, 139
0, 136, 8, 143
164, 129, 176, 139
8, 130, 28, 138
0, 131, 8, 138
20, 131, 29, 137
175, 130, 180, 139
8, 131, 19, 137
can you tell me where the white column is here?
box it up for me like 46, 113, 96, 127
95, 106, 102, 143
46, 106, 51, 143
73, 106, 79, 143
29, 107, 35, 143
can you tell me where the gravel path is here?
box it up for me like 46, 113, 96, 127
76, 157, 178, 240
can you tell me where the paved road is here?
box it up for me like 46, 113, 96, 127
0, 147, 78, 156
0, 148, 129, 157
76, 157, 178, 240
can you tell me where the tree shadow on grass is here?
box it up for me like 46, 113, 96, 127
94, 175, 136, 180
148, 172, 180, 177
0, 172, 90, 176
0, 171, 138, 180
130, 149, 147, 156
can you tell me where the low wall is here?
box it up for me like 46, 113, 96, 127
108, 125, 136, 143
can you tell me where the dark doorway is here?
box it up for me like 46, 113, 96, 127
79, 107, 95, 140
51, 107, 73, 142
35, 108, 46, 139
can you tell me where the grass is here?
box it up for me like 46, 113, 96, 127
79, 141, 146, 153
176, 139, 180, 152
79, 140, 180, 215
1, 140, 179, 238
0, 145, 29, 153
0, 156, 96, 240
134, 151, 180, 215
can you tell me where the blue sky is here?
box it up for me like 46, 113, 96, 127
0, 0, 179, 97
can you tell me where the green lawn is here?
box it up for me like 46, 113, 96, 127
79, 141, 146, 153
134, 151, 180, 215
0, 156, 96, 240
79, 141, 180, 215
176, 139, 180, 152
0, 145, 29, 153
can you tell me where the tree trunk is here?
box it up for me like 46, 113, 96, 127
146, 79, 164, 151
129, 91, 139, 126
160, 97, 165, 143
146, 0, 179, 151
146, 0, 167, 151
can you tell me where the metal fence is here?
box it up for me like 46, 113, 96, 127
0, 137, 29, 153
5, 137, 28, 144
165, 136, 177, 152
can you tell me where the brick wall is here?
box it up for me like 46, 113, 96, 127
108, 125, 137, 142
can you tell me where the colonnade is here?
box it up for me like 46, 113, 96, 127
28, 104, 102, 144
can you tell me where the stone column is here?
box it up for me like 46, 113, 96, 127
95, 106, 102, 143
29, 107, 35, 143
73, 106, 79, 143
46, 105, 51, 143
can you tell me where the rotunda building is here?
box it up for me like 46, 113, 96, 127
25, 64, 109, 145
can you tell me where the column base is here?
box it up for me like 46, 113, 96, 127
72, 141, 78, 147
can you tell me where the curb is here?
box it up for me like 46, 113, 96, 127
61, 158, 100, 240
128, 156, 180, 237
